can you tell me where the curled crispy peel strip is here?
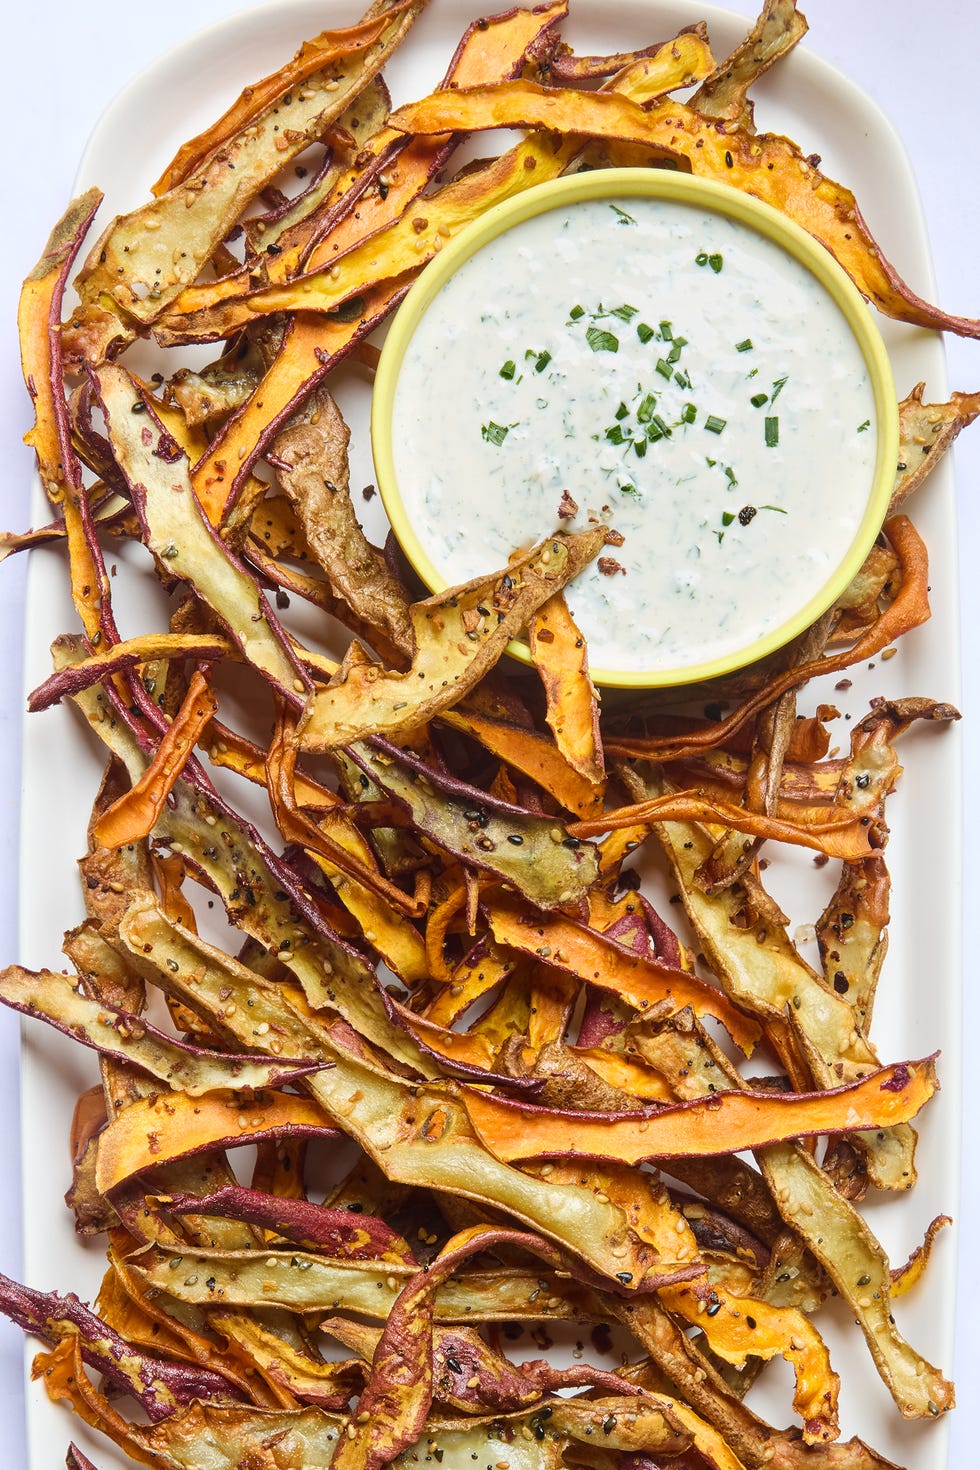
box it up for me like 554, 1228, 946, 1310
388, 82, 980, 338
439, 705, 601, 817
331, 1227, 539, 1469
0, 1271, 241, 1421
604, 517, 930, 762
348, 739, 599, 909
265, 708, 427, 920
30, 633, 231, 712
690, 0, 807, 130
165, 1183, 415, 1263
668, 1278, 839, 1443
761, 1143, 954, 1419
66, 1445, 100, 1470
648, 807, 919, 1192
150, 0, 418, 194
0, 967, 324, 1099
462, 1057, 937, 1163
18, 188, 110, 643
485, 893, 760, 1054
817, 856, 890, 1033
547, 24, 710, 82
296, 529, 608, 749
34, 1338, 145, 1461
95, 1090, 338, 1195
91, 364, 311, 704
640, 999, 952, 1422
205, 1311, 364, 1410
93, 671, 218, 848
271, 386, 415, 663
570, 789, 877, 858
890, 1214, 952, 1298
891, 383, 980, 512
131, 1240, 609, 1320
529, 592, 604, 787
551, 1156, 837, 1445
95, 1265, 257, 1395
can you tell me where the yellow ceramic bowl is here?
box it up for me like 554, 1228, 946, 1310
371, 168, 898, 688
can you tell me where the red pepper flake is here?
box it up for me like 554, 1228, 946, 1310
597, 557, 626, 576
557, 489, 578, 519
603, 527, 625, 547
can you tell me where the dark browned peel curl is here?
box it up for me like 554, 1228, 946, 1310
271, 385, 415, 663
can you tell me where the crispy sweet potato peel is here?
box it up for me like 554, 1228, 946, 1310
1, 1, 970, 1468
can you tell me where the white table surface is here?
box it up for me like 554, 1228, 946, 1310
1, 1, 977, 1464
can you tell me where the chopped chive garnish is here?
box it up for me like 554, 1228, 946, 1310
633, 438, 648, 458
760, 504, 788, 514
704, 415, 727, 435
481, 421, 513, 446
667, 343, 682, 365
724, 465, 738, 487
533, 350, 551, 372
610, 204, 636, 225
764, 415, 779, 447
636, 322, 655, 344
695, 252, 709, 266
651, 414, 671, 438
655, 358, 673, 380
636, 394, 656, 423
681, 403, 697, 424
615, 402, 630, 421
770, 375, 788, 401
499, 360, 516, 380
586, 326, 619, 353
605, 424, 628, 445
659, 321, 673, 340
619, 481, 639, 495
646, 421, 664, 443
750, 392, 768, 408
705, 456, 717, 467
746, 367, 759, 379
857, 419, 871, 432
610, 303, 638, 321
674, 370, 691, 390
721, 511, 736, 527
708, 253, 723, 273
569, 304, 584, 319
736, 338, 753, 352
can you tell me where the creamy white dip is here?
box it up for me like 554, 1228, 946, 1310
390, 194, 878, 677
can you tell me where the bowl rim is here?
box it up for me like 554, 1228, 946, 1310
371, 166, 899, 689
